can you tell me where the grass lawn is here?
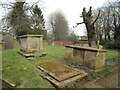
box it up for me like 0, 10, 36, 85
2, 45, 119, 88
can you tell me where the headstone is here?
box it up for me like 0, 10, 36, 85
0, 34, 5, 50
43, 40, 48, 48
82, 44, 89, 47
14, 38, 19, 46
0, 42, 5, 50
0, 33, 3, 42
99, 45, 103, 49
4, 35, 14, 49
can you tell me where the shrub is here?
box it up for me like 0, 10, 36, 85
68, 33, 79, 41
103, 40, 120, 49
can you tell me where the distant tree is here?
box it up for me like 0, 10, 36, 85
1, 0, 45, 38
94, 0, 120, 42
110, 1, 120, 40
6, 1, 31, 38
48, 10, 69, 41
68, 32, 78, 41
31, 4, 45, 34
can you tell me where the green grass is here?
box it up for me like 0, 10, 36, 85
2, 45, 119, 88
2, 45, 65, 88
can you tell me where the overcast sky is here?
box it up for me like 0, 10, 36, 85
0, 0, 114, 36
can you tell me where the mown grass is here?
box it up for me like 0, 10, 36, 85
2, 45, 65, 88
2, 45, 119, 88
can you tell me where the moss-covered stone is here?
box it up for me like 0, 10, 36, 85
37, 60, 85, 81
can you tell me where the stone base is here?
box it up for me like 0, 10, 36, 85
40, 72, 87, 88
18, 51, 47, 59
37, 60, 88, 88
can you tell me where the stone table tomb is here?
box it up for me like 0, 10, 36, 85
65, 45, 107, 71
19, 35, 46, 58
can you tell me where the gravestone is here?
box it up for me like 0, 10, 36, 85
0, 33, 3, 42
65, 45, 107, 71
82, 44, 89, 47
0, 34, 5, 50
43, 40, 48, 48
14, 38, 19, 46
37, 60, 88, 88
4, 35, 14, 49
19, 35, 46, 59
0, 42, 5, 50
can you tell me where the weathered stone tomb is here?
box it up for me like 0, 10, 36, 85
65, 45, 107, 71
19, 35, 46, 58
37, 60, 88, 88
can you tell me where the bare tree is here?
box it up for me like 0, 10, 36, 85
94, 0, 120, 42
48, 10, 69, 41
76, 7, 100, 47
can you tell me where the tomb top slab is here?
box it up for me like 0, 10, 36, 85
65, 45, 107, 52
19, 35, 43, 38
37, 60, 84, 81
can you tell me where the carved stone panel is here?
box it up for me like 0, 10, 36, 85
84, 51, 97, 69
95, 52, 105, 70
19, 35, 45, 58
65, 47, 73, 60
73, 49, 85, 64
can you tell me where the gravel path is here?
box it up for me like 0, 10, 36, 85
83, 68, 119, 88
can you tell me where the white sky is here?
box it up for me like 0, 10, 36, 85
0, 0, 114, 36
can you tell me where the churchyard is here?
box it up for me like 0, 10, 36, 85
1, 0, 120, 88
2, 42, 119, 88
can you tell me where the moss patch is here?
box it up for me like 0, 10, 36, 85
37, 60, 82, 81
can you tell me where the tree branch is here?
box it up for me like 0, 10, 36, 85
76, 22, 84, 25
0, 3, 13, 8
73, 22, 84, 28
92, 10, 101, 25
30, 0, 41, 9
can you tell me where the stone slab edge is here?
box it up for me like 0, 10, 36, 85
18, 51, 47, 57
39, 71, 88, 88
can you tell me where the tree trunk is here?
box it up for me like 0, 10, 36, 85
81, 7, 100, 47
105, 34, 107, 41
99, 34, 102, 43
108, 34, 111, 41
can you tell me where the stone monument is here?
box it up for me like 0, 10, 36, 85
65, 45, 107, 71
37, 60, 88, 88
19, 35, 46, 59
4, 35, 14, 49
